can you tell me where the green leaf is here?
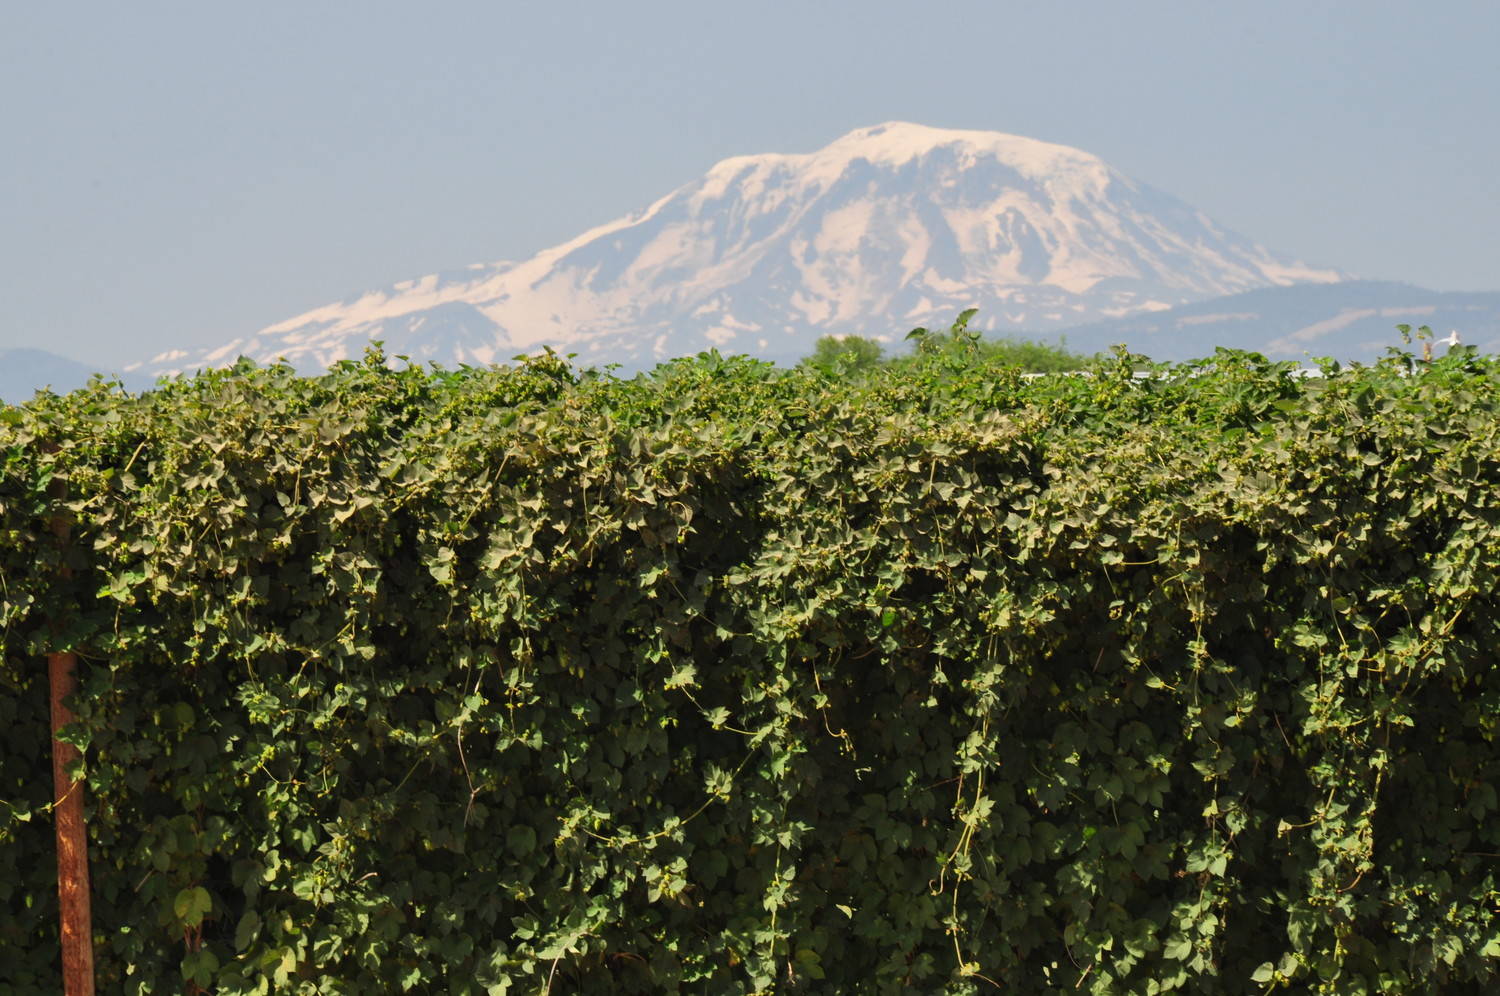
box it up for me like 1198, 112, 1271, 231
664, 663, 697, 689
173, 885, 212, 927
180, 947, 220, 986
507, 824, 537, 856
273, 950, 296, 987
234, 910, 261, 951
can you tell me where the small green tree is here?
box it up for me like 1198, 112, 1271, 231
902, 309, 1091, 373
802, 334, 886, 375
975, 335, 1090, 373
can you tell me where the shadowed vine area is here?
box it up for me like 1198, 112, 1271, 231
1, 336, 1498, 993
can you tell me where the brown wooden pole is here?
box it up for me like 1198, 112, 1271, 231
48, 493, 95, 993
50, 648, 95, 994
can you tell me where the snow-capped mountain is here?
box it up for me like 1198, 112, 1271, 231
129, 122, 1344, 376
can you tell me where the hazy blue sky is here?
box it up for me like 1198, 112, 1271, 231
4, 1, 1497, 368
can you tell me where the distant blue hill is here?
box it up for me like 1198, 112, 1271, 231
1050, 281, 1500, 363
0, 349, 153, 405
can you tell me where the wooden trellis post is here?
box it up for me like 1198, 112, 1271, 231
48, 479, 95, 994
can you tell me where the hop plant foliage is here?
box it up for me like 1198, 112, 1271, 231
2, 341, 1499, 993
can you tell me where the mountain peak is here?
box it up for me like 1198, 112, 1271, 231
704, 122, 1112, 197
827, 121, 1106, 174
131, 124, 1345, 377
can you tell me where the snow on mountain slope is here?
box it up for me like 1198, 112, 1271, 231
130, 122, 1344, 376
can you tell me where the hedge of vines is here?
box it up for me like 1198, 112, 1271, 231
2, 343, 1499, 994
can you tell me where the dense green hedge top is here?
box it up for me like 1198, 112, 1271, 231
2, 344, 1499, 993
